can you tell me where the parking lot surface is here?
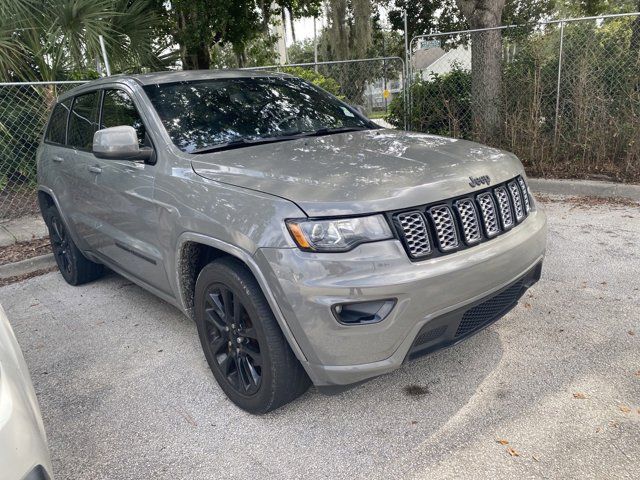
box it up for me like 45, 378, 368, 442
1, 196, 639, 480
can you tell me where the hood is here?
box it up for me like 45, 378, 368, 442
190, 129, 524, 217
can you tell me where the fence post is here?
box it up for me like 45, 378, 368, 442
403, 9, 410, 130
554, 20, 565, 144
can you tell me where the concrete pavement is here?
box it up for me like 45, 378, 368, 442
0, 197, 638, 479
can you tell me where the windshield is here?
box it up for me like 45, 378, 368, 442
142, 76, 373, 153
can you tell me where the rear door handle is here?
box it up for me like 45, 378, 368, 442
52, 156, 63, 163
88, 165, 102, 174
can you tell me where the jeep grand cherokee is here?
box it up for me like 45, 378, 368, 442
37, 70, 547, 413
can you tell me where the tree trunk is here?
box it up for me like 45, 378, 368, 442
457, 0, 505, 142
177, 9, 211, 70
288, 8, 296, 43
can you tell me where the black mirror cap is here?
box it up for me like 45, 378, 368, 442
93, 146, 154, 163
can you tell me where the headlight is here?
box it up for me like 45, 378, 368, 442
286, 214, 393, 252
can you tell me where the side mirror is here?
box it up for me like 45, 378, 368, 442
93, 126, 152, 161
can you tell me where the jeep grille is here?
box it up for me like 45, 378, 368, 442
394, 175, 532, 260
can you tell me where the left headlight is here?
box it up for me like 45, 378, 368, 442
286, 214, 393, 252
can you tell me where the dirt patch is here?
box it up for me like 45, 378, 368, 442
534, 194, 640, 209
0, 237, 51, 266
0, 265, 57, 287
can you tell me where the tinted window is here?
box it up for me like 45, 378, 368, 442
143, 77, 370, 153
101, 89, 146, 146
45, 99, 72, 144
67, 91, 100, 150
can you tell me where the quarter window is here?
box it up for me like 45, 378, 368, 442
101, 89, 146, 146
45, 99, 72, 145
67, 91, 101, 150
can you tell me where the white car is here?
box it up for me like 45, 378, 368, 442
0, 305, 53, 479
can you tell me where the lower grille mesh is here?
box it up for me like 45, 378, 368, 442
455, 281, 524, 338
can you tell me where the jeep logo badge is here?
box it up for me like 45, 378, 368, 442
469, 175, 491, 188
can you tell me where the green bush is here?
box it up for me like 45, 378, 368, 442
387, 66, 472, 138
281, 67, 344, 99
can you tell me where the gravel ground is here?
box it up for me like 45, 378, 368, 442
1, 196, 638, 480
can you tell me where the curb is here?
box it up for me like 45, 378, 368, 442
528, 178, 640, 201
0, 253, 55, 280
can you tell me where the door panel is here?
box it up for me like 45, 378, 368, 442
80, 87, 171, 294
59, 92, 101, 246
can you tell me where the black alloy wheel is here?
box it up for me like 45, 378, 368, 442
203, 284, 263, 395
49, 214, 73, 276
194, 258, 311, 413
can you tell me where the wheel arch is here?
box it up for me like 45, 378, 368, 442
174, 233, 308, 364
37, 186, 86, 250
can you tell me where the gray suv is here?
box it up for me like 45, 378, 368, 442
37, 70, 547, 413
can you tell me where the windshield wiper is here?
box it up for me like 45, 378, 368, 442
192, 135, 301, 154
300, 126, 371, 137
191, 126, 372, 154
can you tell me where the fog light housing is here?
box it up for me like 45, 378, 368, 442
332, 299, 396, 325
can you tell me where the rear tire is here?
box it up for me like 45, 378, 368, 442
43, 204, 103, 286
194, 257, 310, 413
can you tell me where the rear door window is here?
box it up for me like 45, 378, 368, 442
100, 89, 146, 146
45, 99, 72, 145
67, 91, 101, 150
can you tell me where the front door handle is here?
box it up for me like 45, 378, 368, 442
88, 165, 102, 174
52, 156, 63, 163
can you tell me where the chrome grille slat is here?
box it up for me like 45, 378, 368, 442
397, 211, 431, 258
476, 193, 501, 237
428, 205, 459, 251
454, 199, 482, 244
517, 176, 531, 213
494, 186, 514, 229
392, 176, 532, 261
508, 181, 525, 222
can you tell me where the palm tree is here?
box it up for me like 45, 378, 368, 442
0, 0, 173, 82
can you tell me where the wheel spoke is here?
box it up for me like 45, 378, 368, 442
209, 336, 227, 355
238, 326, 257, 340
237, 356, 251, 391
240, 344, 262, 366
206, 291, 225, 319
205, 307, 227, 332
219, 352, 233, 375
221, 288, 233, 320
245, 357, 260, 386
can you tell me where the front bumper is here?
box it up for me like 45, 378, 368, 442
255, 208, 547, 386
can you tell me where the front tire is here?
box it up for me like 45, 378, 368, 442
43, 205, 103, 286
195, 257, 310, 413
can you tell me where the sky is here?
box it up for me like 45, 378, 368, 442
284, 6, 393, 46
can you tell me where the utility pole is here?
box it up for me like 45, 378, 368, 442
99, 35, 111, 76
313, 16, 318, 72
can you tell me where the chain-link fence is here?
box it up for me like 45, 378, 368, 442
403, 13, 640, 182
1, 17, 638, 221
244, 57, 407, 128
0, 81, 87, 220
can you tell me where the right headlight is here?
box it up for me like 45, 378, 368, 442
286, 214, 393, 252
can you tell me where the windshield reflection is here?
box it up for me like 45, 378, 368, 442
143, 76, 373, 153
